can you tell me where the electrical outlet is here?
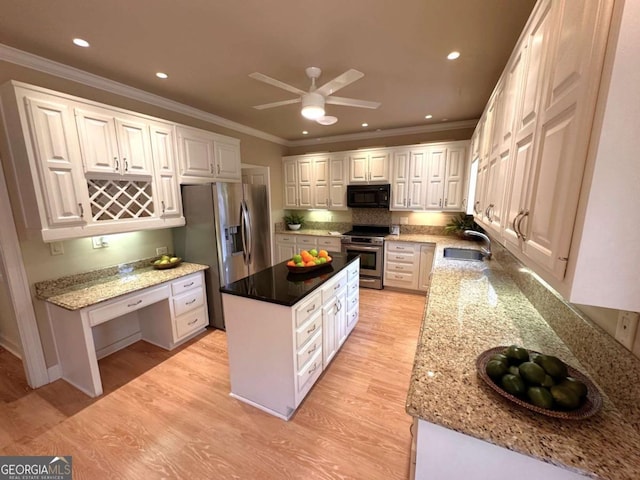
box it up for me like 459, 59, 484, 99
615, 310, 639, 350
91, 236, 108, 249
156, 246, 168, 255
49, 241, 64, 256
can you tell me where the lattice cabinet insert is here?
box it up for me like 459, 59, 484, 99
87, 179, 154, 221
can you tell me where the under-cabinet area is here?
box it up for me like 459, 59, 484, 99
35, 265, 208, 397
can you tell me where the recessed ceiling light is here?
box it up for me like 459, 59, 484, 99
72, 38, 90, 48
302, 131, 309, 135
425, 114, 433, 119
447, 51, 461, 60
155, 72, 168, 79
362, 123, 368, 127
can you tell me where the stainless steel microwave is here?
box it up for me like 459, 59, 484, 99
347, 184, 391, 208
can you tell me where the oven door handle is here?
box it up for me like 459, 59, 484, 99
344, 245, 381, 251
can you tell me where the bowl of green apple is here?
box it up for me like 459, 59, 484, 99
152, 254, 182, 269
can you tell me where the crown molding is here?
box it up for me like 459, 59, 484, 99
0, 43, 288, 145
287, 119, 478, 147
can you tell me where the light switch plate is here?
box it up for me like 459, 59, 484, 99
615, 310, 639, 350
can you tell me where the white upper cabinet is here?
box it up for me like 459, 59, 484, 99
177, 125, 241, 182
425, 142, 468, 211
282, 154, 347, 210
348, 150, 390, 183
283, 157, 299, 208
391, 149, 428, 211
75, 107, 153, 177
328, 154, 348, 210
23, 96, 88, 227
150, 122, 182, 219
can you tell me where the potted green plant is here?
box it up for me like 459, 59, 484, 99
284, 212, 305, 231
444, 213, 480, 238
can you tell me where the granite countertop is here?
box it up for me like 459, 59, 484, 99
220, 253, 357, 306
406, 237, 640, 479
35, 261, 208, 311
275, 229, 344, 238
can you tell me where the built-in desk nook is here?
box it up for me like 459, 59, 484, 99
35, 261, 209, 397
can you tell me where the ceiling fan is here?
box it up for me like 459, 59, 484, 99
249, 67, 381, 125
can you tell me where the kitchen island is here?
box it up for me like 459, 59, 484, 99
399, 234, 640, 479
221, 253, 360, 420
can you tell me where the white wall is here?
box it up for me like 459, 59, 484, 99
0, 244, 21, 356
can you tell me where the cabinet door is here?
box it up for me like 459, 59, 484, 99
313, 156, 330, 208
177, 127, 215, 178
328, 155, 347, 209
425, 147, 446, 209
336, 287, 348, 348
443, 146, 466, 210
408, 150, 428, 210
418, 245, 435, 292
368, 151, 390, 182
322, 300, 338, 367
391, 150, 410, 209
26, 97, 87, 226
214, 140, 241, 180
503, 133, 534, 247
276, 242, 296, 263
115, 116, 153, 176
297, 158, 313, 208
150, 123, 181, 218
474, 160, 489, 226
349, 152, 369, 183
75, 107, 119, 174
282, 158, 298, 208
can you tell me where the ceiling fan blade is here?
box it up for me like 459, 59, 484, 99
326, 96, 381, 109
316, 69, 364, 96
249, 72, 306, 96
253, 98, 301, 110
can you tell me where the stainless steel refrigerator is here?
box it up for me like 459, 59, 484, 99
173, 183, 271, 330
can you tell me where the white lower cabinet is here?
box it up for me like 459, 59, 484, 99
223, 259, 359, 420
275, 234, 342, 264
412, 420, 588, 479
384, 241, 435, 292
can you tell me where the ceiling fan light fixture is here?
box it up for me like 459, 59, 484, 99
301, 92, 325, 119
316, 116, 337, 126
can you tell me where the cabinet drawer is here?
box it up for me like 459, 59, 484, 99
295, 291, 322, 327
321, 273, 348, 303
386, 242, 416, 253
348, 276, 359, 296
386, 252, 415, 263
297, 349, 322, 393
385, 271, 415, 283
171, 273, 203, 295
317, 237, 341, 250
296, 330, 322, 372
175, 305, 207, 339
89, 284, 169, 327
347, 289, 359, 311
347, 261, 360, 281
173, 288, 204, 317
276, 234, 296, 244
296, 236, 317, 247
386, 261, 415, 273
296, 310, 322, 349
347, 305, 359, 331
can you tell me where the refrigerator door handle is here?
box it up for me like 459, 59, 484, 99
244, 200, 254, 265
239, 203, 248, 264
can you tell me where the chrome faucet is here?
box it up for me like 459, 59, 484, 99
463, 230, 492, 260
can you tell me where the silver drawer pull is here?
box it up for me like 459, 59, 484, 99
307, 344, 317, 354
127, 299, 143, 307
187, 318, 199, 326
185, 299, 197, 305
334, 283, 341, 291
306, 304, 316, 313
308, 362, 318, 374
307, 324, 317, 334
183, 282, 194, 288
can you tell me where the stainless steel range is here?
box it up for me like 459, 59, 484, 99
341, 225, 389, 289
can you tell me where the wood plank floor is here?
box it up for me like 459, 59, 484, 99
0, 289, 426, 479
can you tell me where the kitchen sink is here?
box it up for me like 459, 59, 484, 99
443, 247, 486, 261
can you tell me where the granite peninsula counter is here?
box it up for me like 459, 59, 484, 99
404, 235, 640, 479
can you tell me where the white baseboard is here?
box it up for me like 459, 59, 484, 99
96, 332, 142, 360
0, 332, 22, 359
47, 363, 61, 382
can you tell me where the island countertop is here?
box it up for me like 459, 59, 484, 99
220, 253, 358, 306
405, 237, 640, 479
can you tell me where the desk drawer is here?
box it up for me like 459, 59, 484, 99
175, 305, 207, 339
173, 288, 204, 317
296, 310, 322, 349
88, 285, 169, 327
171, 273, 203, 295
